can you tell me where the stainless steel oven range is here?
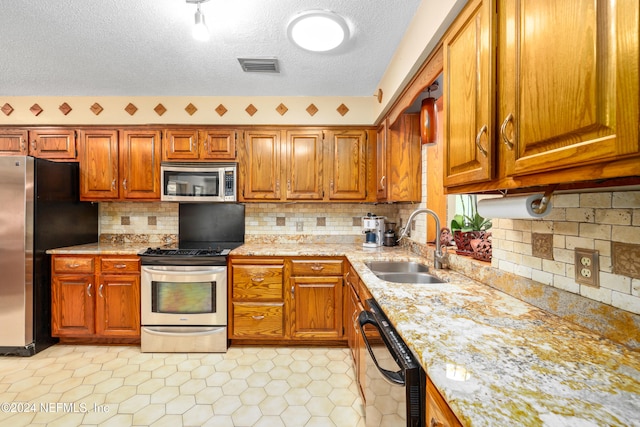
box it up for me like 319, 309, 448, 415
138, 203, 245, 353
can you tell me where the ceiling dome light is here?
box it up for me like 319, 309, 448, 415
287, 10, 349, 52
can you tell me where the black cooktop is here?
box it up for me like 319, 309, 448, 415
141, 247, 230, 257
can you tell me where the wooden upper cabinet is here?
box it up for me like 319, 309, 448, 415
240, 130, 282, 200
79, 129, 160, 201
28, 129, 77, 159
79, 129, 120, 200
200, 129, 236, 160
285, 130, 324, 200
498, 0, 640, 177
119, 130, 161, 200
376, 123, 388, 200
442, 0, 495, 187
385, 114, 422, 202
164, 129, 199, 161
0, 129, 28, 155
0, 128, 76, 159
326, 130, 368, 200
163, 128, 236, 161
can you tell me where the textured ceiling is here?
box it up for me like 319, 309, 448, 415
0, 0, 422, 97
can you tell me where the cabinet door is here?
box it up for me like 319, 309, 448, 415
78, 129, 119, 200
376, 123, 388, 201
0, 129, 28, 155
28, 129, 76, 159
499, 0, 639, 177
426, 377, 463, 427
241, 130, 281, 200
120, 130, 161, 200
200, 129, 236, 160
326, 130, 367, 200
164, 129, 199, 161
387, 114, 421, 202
95, 274, 140, 338
443, 0, 495, 187
51, 275, 95, 337
290, 276, 343, 339
285, 130, 324, 200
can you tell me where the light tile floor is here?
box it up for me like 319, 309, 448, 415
0, 345, 364, 427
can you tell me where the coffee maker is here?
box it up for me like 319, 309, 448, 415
362, 213, 385, 248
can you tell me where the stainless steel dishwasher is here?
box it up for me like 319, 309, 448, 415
358, 298, 425, 427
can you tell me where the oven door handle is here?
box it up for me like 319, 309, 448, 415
142, 326, 225, 337
358, 310, 405, 386
142, 266, 226, 275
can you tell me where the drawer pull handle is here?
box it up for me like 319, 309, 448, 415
86, 283, 93, 297
251, 276, 265, 283
114, 264, 127, 269
67, 263, 81, 268
430, 417, 444, 427
251, 315, 265, 320
311, 264, 324, 271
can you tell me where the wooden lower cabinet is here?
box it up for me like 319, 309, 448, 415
229, 256, 345, 343
345, 264, 367, 400
230, 258, 286, 340
51, 255, 140, 341
427, 376, 463, 427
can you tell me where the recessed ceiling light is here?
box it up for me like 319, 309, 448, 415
287, 10, 349, 52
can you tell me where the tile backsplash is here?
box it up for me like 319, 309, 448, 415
491, 191, 640, 316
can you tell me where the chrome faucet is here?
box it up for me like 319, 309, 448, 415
397, 208, 448, 269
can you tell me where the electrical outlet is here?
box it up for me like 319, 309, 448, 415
296, 221, 304, 232
574, 248, 599, 287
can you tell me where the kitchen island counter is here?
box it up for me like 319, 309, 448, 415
233, 243, 640, 426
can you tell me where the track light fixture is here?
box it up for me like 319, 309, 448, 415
187, 0, 211, 41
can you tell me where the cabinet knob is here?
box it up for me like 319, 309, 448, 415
500, 112, 515, 150
475, 125, 488, 157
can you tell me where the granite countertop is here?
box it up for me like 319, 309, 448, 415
233, 243, 640, 426
47, 242, 152, 255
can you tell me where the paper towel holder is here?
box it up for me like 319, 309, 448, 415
531, 186, 556, 215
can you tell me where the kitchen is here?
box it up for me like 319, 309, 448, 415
1, 0, 640, 426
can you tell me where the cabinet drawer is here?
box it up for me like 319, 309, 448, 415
233, 265, 284, 300
290, 259, 343, 276
100, 257, 140, 273
53, 256, 94, 274
232, 302, 284, 338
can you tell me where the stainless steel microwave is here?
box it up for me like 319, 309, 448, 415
161, 162, 236, 202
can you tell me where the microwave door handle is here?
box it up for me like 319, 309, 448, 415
358, 311, 406, 386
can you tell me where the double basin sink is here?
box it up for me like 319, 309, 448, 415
366, 261, 445, 284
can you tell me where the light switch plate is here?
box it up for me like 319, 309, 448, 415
575, 248, 599, 287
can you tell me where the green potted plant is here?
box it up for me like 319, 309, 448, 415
450, 195, 492, 259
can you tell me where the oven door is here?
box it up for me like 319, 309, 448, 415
141, 265, 227, 326
359, 304, 425, 427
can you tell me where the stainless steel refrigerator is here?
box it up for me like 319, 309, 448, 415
0, 156, 98, 356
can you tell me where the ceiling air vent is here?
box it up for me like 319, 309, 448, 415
238, 57, 280, 73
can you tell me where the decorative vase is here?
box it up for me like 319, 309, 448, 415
453, 230, 481, 256
471, 232, 492, 262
